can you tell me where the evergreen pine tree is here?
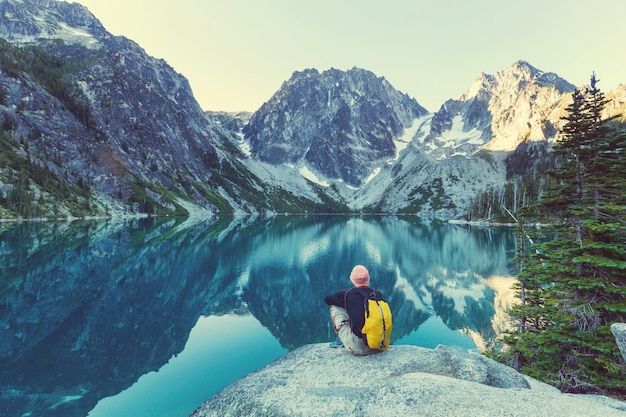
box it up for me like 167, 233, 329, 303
496, 74, 626, 395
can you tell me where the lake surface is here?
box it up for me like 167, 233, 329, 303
0, 215, 519, 417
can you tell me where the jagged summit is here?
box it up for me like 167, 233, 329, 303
415, 60, 577, 160
504, 60, 574, 91
508, 59, 542, 76
243, 66, 428, 187
497, 60, 575, 92
464, 61, 574, 102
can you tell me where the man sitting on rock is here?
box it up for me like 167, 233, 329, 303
324, 265, 386, 356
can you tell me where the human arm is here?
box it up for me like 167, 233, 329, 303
324, 290, 346, 307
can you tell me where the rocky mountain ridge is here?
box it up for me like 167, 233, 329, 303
231, 60, 606, 217
0, 0, 332, 218
1, 0, 625, 219
422, 61, 576, 158
243, 67, 428, 187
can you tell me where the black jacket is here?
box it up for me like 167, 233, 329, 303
324, 287, 385, 337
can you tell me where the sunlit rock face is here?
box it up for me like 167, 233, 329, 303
420, 61, 576, 160
190, 343, 626, 417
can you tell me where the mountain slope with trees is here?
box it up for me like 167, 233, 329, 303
491, 74, 626, 396
0, 0, 625, 221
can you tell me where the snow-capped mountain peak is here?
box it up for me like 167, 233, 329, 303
243, 67, 429, 188
413, 60, 576, 160
220, 60, 594, 218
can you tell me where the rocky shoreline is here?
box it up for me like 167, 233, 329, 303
190, 343, 626, 417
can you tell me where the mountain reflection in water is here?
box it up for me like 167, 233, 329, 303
0, 215, 518, 417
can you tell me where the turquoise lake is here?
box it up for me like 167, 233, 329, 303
0, 215, 519, 417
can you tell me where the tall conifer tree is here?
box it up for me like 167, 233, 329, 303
496, 74, 626, 395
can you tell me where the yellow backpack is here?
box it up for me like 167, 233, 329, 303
348, 288, 393, 351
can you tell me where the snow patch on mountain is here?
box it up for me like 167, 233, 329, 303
411, 114, 434, 145
433, 115, 485, 159
298, 164, 330, 187
242, 159, 325, 205
394, 116, 428, 159
0, 0, 103, 49
364, 167, 381, 185
54, 21, 99, 48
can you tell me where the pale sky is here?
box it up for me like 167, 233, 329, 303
70, 0, 625, 113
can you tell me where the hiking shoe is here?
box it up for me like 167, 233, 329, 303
329, 337, 343, 348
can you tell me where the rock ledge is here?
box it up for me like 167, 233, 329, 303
190, 344, 626, 417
